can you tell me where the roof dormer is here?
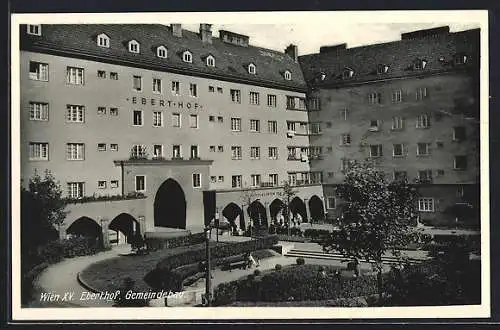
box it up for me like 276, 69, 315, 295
182, 50, 193, 63
156, 45, 167, 59
248, 63, 256, 75
342, 67, 355, 79
413, 58, 428, 70
454, 53, 468, 65
377, 64, 389, 74
97, 33, 110, 48
128, 40, 140, 54
284, 70, 292, 81
206, 54, 215, 67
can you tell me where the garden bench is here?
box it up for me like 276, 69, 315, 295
222, 254, 250, 271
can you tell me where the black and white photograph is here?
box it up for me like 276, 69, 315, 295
10, 10, 489, 320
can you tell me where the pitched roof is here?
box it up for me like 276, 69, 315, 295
298, 28, 480, 88
21, 24, 306, 92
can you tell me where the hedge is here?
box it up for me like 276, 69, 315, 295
145, 232, 206, 251
213, 264, 378, 305
276, 235, 311, 243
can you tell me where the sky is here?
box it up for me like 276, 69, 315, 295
182, 23, 481, 56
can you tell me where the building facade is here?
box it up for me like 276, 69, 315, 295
299, 26, 480, 226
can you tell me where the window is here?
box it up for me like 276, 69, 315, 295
453, 126, 466, 141
308, 98, 321, 111
29, 102, 49, 121
287, 122, 296, 132
418, 170, 433, 183
457, 185, 465, 197
416, 87, 429, 101
286, 96, 295, 109
209, 86, 215, 93
250, 147, 260, 160
287, 147, 298, 160
172, 145, 182, 159
189, 114, 198, 128
230, 89, 241, 103
97, 107, 106, 115
231, 146, 242, 160
135, 175, 146, 192
171, 81, 180, 95
232, 175, 242, 188
377, 64, 389, 74
369, 120, 380, 131
250, 119, 260, 132
110, 180, 119, 188
110, 144, 118, 151
110, 72, 118, 80
208, 115, 215, 122
284, 70, 292, 80
392, 116, 404, 130
152, 111, 163, 127
393, 144, 404, 157
206, 55, 215, 67
153, 78, 162, 93
110, 108, 118, 116
66, 67, 84, 85
341, 133, 351, 146
190, 145, 199, 159
288, 173, 297, 186
189, 83, 198, 97
66, 143, 85, 160
97, 70, 106, 78
454, 156, 467, 170
217, 116, 223, 123
29, 142, 48, 160
267, 94, 277, 108
192, 173, 201, 188
131, 145, 147, 158
209, 146, 216, 152
157, 46, 167, 58
172, 113, 181, 127
417, 143, 430, 156
218, 176, 224, 182
454, 54, 468, 65
394, 171, 407, 181
98, 181, 107, 189
67, 182, 84, 199
327, 196, 336, 209
368, 92, 381, 104
133, 110, 143, 126
66, 105, 84, 123
391, 90, 402, 103
97, 33, 109, 48
210, 176, 217, 184
217, 145, 224, 152
418, 198, 434, 212
343, 68, 354, 79
97, 143, 106, 151
29, 61, 48, 81
133, 75, 142, 91
268, 147, 278, 159
250, 174, 261, 187
231, 118, 241, 132
416, 114, 431, 128
248, 63, 256, 74
269, 174, 278, 186
249, 92, 260, 105
369, 145, 383, 157
268, 121, 277, 134
183, 51, 192, 63
128, 40, 140, 53
413, 59, 428, 70
340, 108, 349, 120
27, 24, 41, 36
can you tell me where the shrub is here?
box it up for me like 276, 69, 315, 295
296, 257, 305, 265
275, 264, 282, 271
254, 269, 262, 276
303, 229, 331, 240
145, 233, 206, 251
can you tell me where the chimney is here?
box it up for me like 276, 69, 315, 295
319, 43, 347, 54
401, 26, 450, 40
199, 24, 212, 44
171, 24, 182, 38
285, 44, 298, 62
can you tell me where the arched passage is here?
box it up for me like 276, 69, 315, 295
109, 213, 140, 244
222, 202, 245, 230
247, 200, 268, 229
66, 216, 101, 238
309, 195, 325, 222
154, 179, 187, 229
289, 197, 307, 223
269, 198, 285, 222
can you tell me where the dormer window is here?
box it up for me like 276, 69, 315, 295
248, 63, 256, 75
97, 33, 110, 48
342, 68, 354, 79
377, 64, 389, 74
284, 70, 292, 81
206, 55, 215, 67
157, 46, 167, 59
183, 51, 193, 63
27, 25, 41, 36
320, 72, 327, 81
413, 59, 428, 70
454, 54, 468, 65
128, 40, 140, 54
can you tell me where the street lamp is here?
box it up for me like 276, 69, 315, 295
204, 226, 212, 307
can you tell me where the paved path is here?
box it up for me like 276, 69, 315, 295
28, 245, 131, 308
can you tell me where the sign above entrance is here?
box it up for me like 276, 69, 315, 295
127, 97, 204, 110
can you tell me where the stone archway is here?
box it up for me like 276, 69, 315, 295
247, 200, 268, 229
109, 213, 140, 244
222, 202, 244, 231
308, 195, 325, 222
269, 198, 285, 223
154, 178, 187, 229
66, 216, 101, 239
289, 197, 307, 223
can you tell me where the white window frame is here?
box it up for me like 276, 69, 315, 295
131, 145, 147, 158
189, 114, 199, 128
152, 144, 163, 159
190, 145, 199, 159
29, 142, 49, 161
171, 81, 180, 95
66, 66, 85, 85
269, 174, 279, 186
189, 83, 198, 97
110, 72, 119, 80
110, 144, 119, 151
29, 61, 49, 81
341, 133, 351, 146
232, 175, 242, 188
327, 196, 336, 209
67, 182, 85, 199
416, 114, 431, 128
27, 24, 41, 36
172, 145, 182, 159
248, 63, 256, 74
97, 70, 106, 78
133, 75, 142, 92
369, 144, 383, 157
284, 70, 292, 81
249, 91, 260, 105
128, 40, 140, 53
97, 106, 106, 115
153, 78, 162, 94
418, 197, 434, 212
391, 89, 402, 103
250, 119, 260, 132
268, 120, 277, 134
97, 143, 106, 151
97, 181, 107, 189
417, 143, 430, 156
206, 55, 215, 67
392, 116, 404, 130
97, 33, 110, 48
231, 146, 242, 160
231, 118, 241, 132
172, 113, 181, 127
157, 46, 167, 58
250, 174, 261, 187
368, 92, 380, 104
230, 89, 241, 103
152, 111, 163, 127
192, 173, 202, 188
110, 107, 118, 116
268, 147, 278, 160
29, 102, 49, 121
183, 51, 193, 63
393, 144, 404, 157
416, 87, 429, 101
133, 110, 144, 126
110, 180, 119, 188
250, 147, 261, 160
135, 175, 146, 192
66, 143, 85, 160
267, 94, 277, 108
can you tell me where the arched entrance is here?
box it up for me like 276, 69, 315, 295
222, 202, 245, 231
154, 179, 187, 229
247, 200, 268, 229
289, 197, 307, 223
109, 213, 140, 245
66, 216, 101, 239
308, 195, 325, 222
269, 198, 286, 224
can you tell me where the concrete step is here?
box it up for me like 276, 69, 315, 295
284, 249, 422, 264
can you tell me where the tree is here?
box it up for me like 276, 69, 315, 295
319, 160, 419, 295
281, 181, 298, 236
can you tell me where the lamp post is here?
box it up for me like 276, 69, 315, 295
215, 208, 220, 242
204, 226, 211, 307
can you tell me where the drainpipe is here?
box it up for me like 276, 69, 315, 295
120, 161, 125, 196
